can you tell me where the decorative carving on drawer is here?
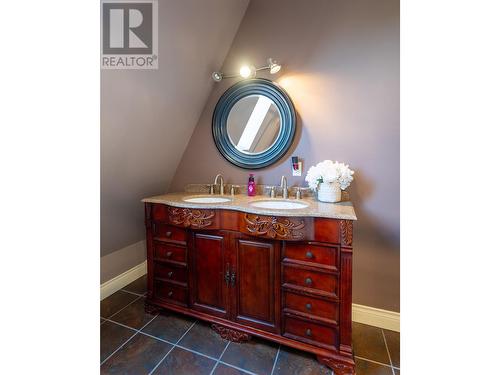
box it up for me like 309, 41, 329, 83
244, 214, 305, 239
211, 323, 252, 343
340, 220, 353, 246
168, 207, 215, 228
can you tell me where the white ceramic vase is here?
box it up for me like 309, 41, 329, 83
317, 182, 342, 203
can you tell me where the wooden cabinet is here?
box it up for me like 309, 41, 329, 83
233, 235, 280, 333
189, 232, 230, 318
145, 203, 355, 374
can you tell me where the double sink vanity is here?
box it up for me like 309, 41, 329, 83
142, 77, 357, 373
142, 178, 357, 374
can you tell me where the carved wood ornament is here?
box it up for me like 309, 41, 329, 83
168, 207, 215, 229
244, 214, 305, 239
211, 323, 252, 343
340, 220, 353, 246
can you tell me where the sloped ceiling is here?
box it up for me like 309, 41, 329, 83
101, 0, 249, 256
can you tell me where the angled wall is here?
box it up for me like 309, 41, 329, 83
171, 0, 400, 311
101, 0, 249, 282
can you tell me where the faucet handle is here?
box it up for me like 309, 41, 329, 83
230, 184, 241, 196
293, 187, 310, 199
206, 184, 215, 195
264, 186, 277, 198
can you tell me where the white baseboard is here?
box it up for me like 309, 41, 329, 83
100, 260, 147, 300
100, 262, 399, 332
352, 303, 400, 332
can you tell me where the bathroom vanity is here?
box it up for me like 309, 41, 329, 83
142, 192, 357, 374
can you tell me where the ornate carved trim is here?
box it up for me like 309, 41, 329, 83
340, 220, 353, 246
244, 214, 305, 239
211, 323, 252, 343
317, 356, 355, 374
168, 207, 215, 228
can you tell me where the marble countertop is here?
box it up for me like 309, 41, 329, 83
142, 192, 357, 221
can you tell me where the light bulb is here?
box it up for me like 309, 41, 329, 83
212, 71, 223, 82
268, 58, 281, 74
240, 65, 255, 78
269, 63, 281, 74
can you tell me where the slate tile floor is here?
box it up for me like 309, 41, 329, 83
101, 276, 400, 375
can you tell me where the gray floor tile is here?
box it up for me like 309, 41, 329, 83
142, 312, 195, 343
178, 321, 227, 358
152, 347, 216, 375
221, 338, 278, 375
100, 333, 172, 375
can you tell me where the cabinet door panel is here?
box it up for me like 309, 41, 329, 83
189, 232, 229, 318
234, 237, 279, 332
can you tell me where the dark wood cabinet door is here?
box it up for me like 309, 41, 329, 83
189, 232, 230, 318
232, 235, 280, 333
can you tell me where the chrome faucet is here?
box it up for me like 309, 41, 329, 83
280, 176, 288, 199
214, 174, 225, 195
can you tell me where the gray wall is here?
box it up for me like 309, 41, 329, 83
101, 0, 249, 280
171, 0, 400, 311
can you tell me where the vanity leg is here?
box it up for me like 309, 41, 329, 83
211, 323, 252, 343
317, 356, 356, 375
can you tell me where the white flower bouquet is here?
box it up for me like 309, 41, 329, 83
305, 160, 354, 202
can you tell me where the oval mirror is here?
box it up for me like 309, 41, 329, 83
212, 78, 296, 169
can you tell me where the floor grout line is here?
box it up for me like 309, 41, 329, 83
355, 355, 393, 368
100, 329, 140, 366
381, 329, 395, 375
217, 361, 258, 375
106, 318, 254, 372
120, 289, 146, 297
100, 314, 160, 366
102, 316, 278, 375
269, 344, 281, 375
103, 318, 225, 362
147, 319, 198, 375
209, 340, 231, 375
102, 310, 395, 375
102, 293, 143, 320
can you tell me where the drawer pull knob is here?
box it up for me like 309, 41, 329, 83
305, 277, 312, 286
305, 303, 312, 310
166, 231, 172, 237
306, 251, 313, 259
167, 291, 173, 297
166, 251, 172, 258
167, 271, 173, 278
306, 328, 312, 336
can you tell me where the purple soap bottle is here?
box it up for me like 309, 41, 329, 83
247, 174, 256, 196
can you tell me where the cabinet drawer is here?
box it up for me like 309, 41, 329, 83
153, 223, 187, 243
284, 243, 338, 268
154, 242, 186, 263
154, 262, 187, 284
283, 291, 339, 322
283, 265, 338, 296
283, 315, 338, 349
154, 280, 188, 306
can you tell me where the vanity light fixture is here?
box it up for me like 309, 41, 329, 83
239, 65, 256, 79
211, 58, 282, 82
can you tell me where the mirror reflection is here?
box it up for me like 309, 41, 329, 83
227, 95, 281, 154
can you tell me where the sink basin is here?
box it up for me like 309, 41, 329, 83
250, 200, 309, 210
183, 196, 232, 204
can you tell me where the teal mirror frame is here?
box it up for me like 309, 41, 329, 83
212, 78, 296, 169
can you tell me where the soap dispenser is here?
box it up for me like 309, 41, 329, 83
247, 174, 256, 196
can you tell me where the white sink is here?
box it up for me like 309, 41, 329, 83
250, 200, 309, 210
182, 196, 232, 204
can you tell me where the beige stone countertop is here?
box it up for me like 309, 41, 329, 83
142, 192, 357, 221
